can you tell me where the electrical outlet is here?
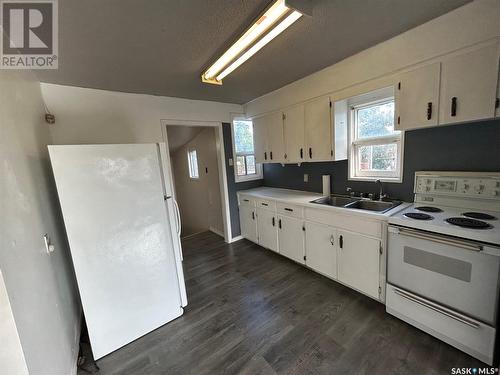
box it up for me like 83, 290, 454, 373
304, 174, 309, 182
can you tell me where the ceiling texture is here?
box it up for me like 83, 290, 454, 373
37, 0, 471, 104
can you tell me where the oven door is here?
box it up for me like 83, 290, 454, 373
387, 225, 500, 325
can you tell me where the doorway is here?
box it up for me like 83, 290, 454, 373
163, 123, 229, 241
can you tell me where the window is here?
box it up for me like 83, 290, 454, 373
187, 149, 199, 179
232, 118, 262, 182
349, 90, 403, 182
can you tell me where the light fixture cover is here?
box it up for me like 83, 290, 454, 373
201, 0, 302, 85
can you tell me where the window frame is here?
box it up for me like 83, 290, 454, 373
348, 89, 404, 183
187, 149, 199, 180
231, 117, 263, 183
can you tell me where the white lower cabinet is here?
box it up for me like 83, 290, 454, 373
257, 208, 278, 252
239, 205, 257, 243
277, 215, 305, 264
304, 222, 337, 279
337, 230, 381, 299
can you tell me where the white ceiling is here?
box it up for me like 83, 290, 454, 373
36, 0, 471, 104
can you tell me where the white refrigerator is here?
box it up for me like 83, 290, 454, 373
48, 143, 187, 360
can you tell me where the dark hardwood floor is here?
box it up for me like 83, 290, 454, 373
81, 231, 485, 374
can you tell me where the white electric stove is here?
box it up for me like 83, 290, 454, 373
386, 171, 500, 365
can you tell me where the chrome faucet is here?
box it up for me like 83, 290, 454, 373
376, 179, 387, 201
346, 187, 355, 197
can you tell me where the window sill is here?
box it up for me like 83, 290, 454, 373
235, 175, 263, 183
349, 176, 403, 183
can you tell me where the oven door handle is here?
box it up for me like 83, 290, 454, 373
393, 227, 483, 252
393, 288, 480, 329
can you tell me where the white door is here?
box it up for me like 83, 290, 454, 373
305, 222, 337, 279
48, 144, 185, 360
252, 116, 268, 163
283, 104, 305, 163
278, 215, 305, 264
239, 205, 257, 243
267, 112, 285, 163
257, 208, 278, 252
395, 63, 441, 130
337, 230, 380, 299
439, 44, 500, 124
305, 96, 332, 161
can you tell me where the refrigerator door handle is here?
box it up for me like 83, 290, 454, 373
173, 198, 181, 236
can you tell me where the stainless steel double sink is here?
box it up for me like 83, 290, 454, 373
310, 194, 401, 213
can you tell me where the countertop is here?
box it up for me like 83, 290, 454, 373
237, 187, 410, 220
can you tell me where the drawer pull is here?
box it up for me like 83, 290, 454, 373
284, 208, 293, 212
261, 203, 269, 206
243, 199, 249, 202
393, 288, 480, 329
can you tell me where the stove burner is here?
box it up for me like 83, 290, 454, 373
404, 212, 433, 220
415, 206, 443, 213
446, 217, 492, 229
462, 212, 497, 220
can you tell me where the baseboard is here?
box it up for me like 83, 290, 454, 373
209, 227, 224, 238
230, 235, 243, 243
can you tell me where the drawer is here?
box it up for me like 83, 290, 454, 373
256, 198, 276, 211
239, 195, 256, 207
386, 284, 495, 365
305, 207, 382, 238
276, 202, 304, 218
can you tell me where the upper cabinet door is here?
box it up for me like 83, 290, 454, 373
305, 96, 332, 161
266, 112, 285, 163
252, 115, 268, 164
439, 44, 500, 125
283, 104, 305, 163
395, 63, 441, 131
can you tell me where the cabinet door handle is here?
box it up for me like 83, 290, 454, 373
300, 148, 303, 159
264, 152, 267, 160
270, 151, 273, 160
252, 211, 255, 220
272, 217, 275, 226
339, 235, 343, 249
278, 219, 282, 229
330, 235, 334, 246
309, 147, 312, 159
451, 97, 457, 117
427, 102, 432, 120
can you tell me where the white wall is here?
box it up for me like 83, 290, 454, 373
170, 127, 224, 237
0, 72, 81, 375
41, 83, 242, 145
245, 0, 500, 117
0, 271, 28, 375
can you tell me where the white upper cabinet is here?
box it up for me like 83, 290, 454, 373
266, 111, 285, 163
439, 44, 500, 125
304, 96, 332, 162
337, 230, 380, 299
278, 215, 305, 264
305, 221, 337, 279
252, 115, 268, 164
395, 63, 441, 130
283, 104, 305, 163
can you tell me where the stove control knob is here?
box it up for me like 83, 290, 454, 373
475, 185, 485, 193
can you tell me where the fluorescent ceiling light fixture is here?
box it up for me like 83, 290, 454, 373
201, 0, 302, 85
